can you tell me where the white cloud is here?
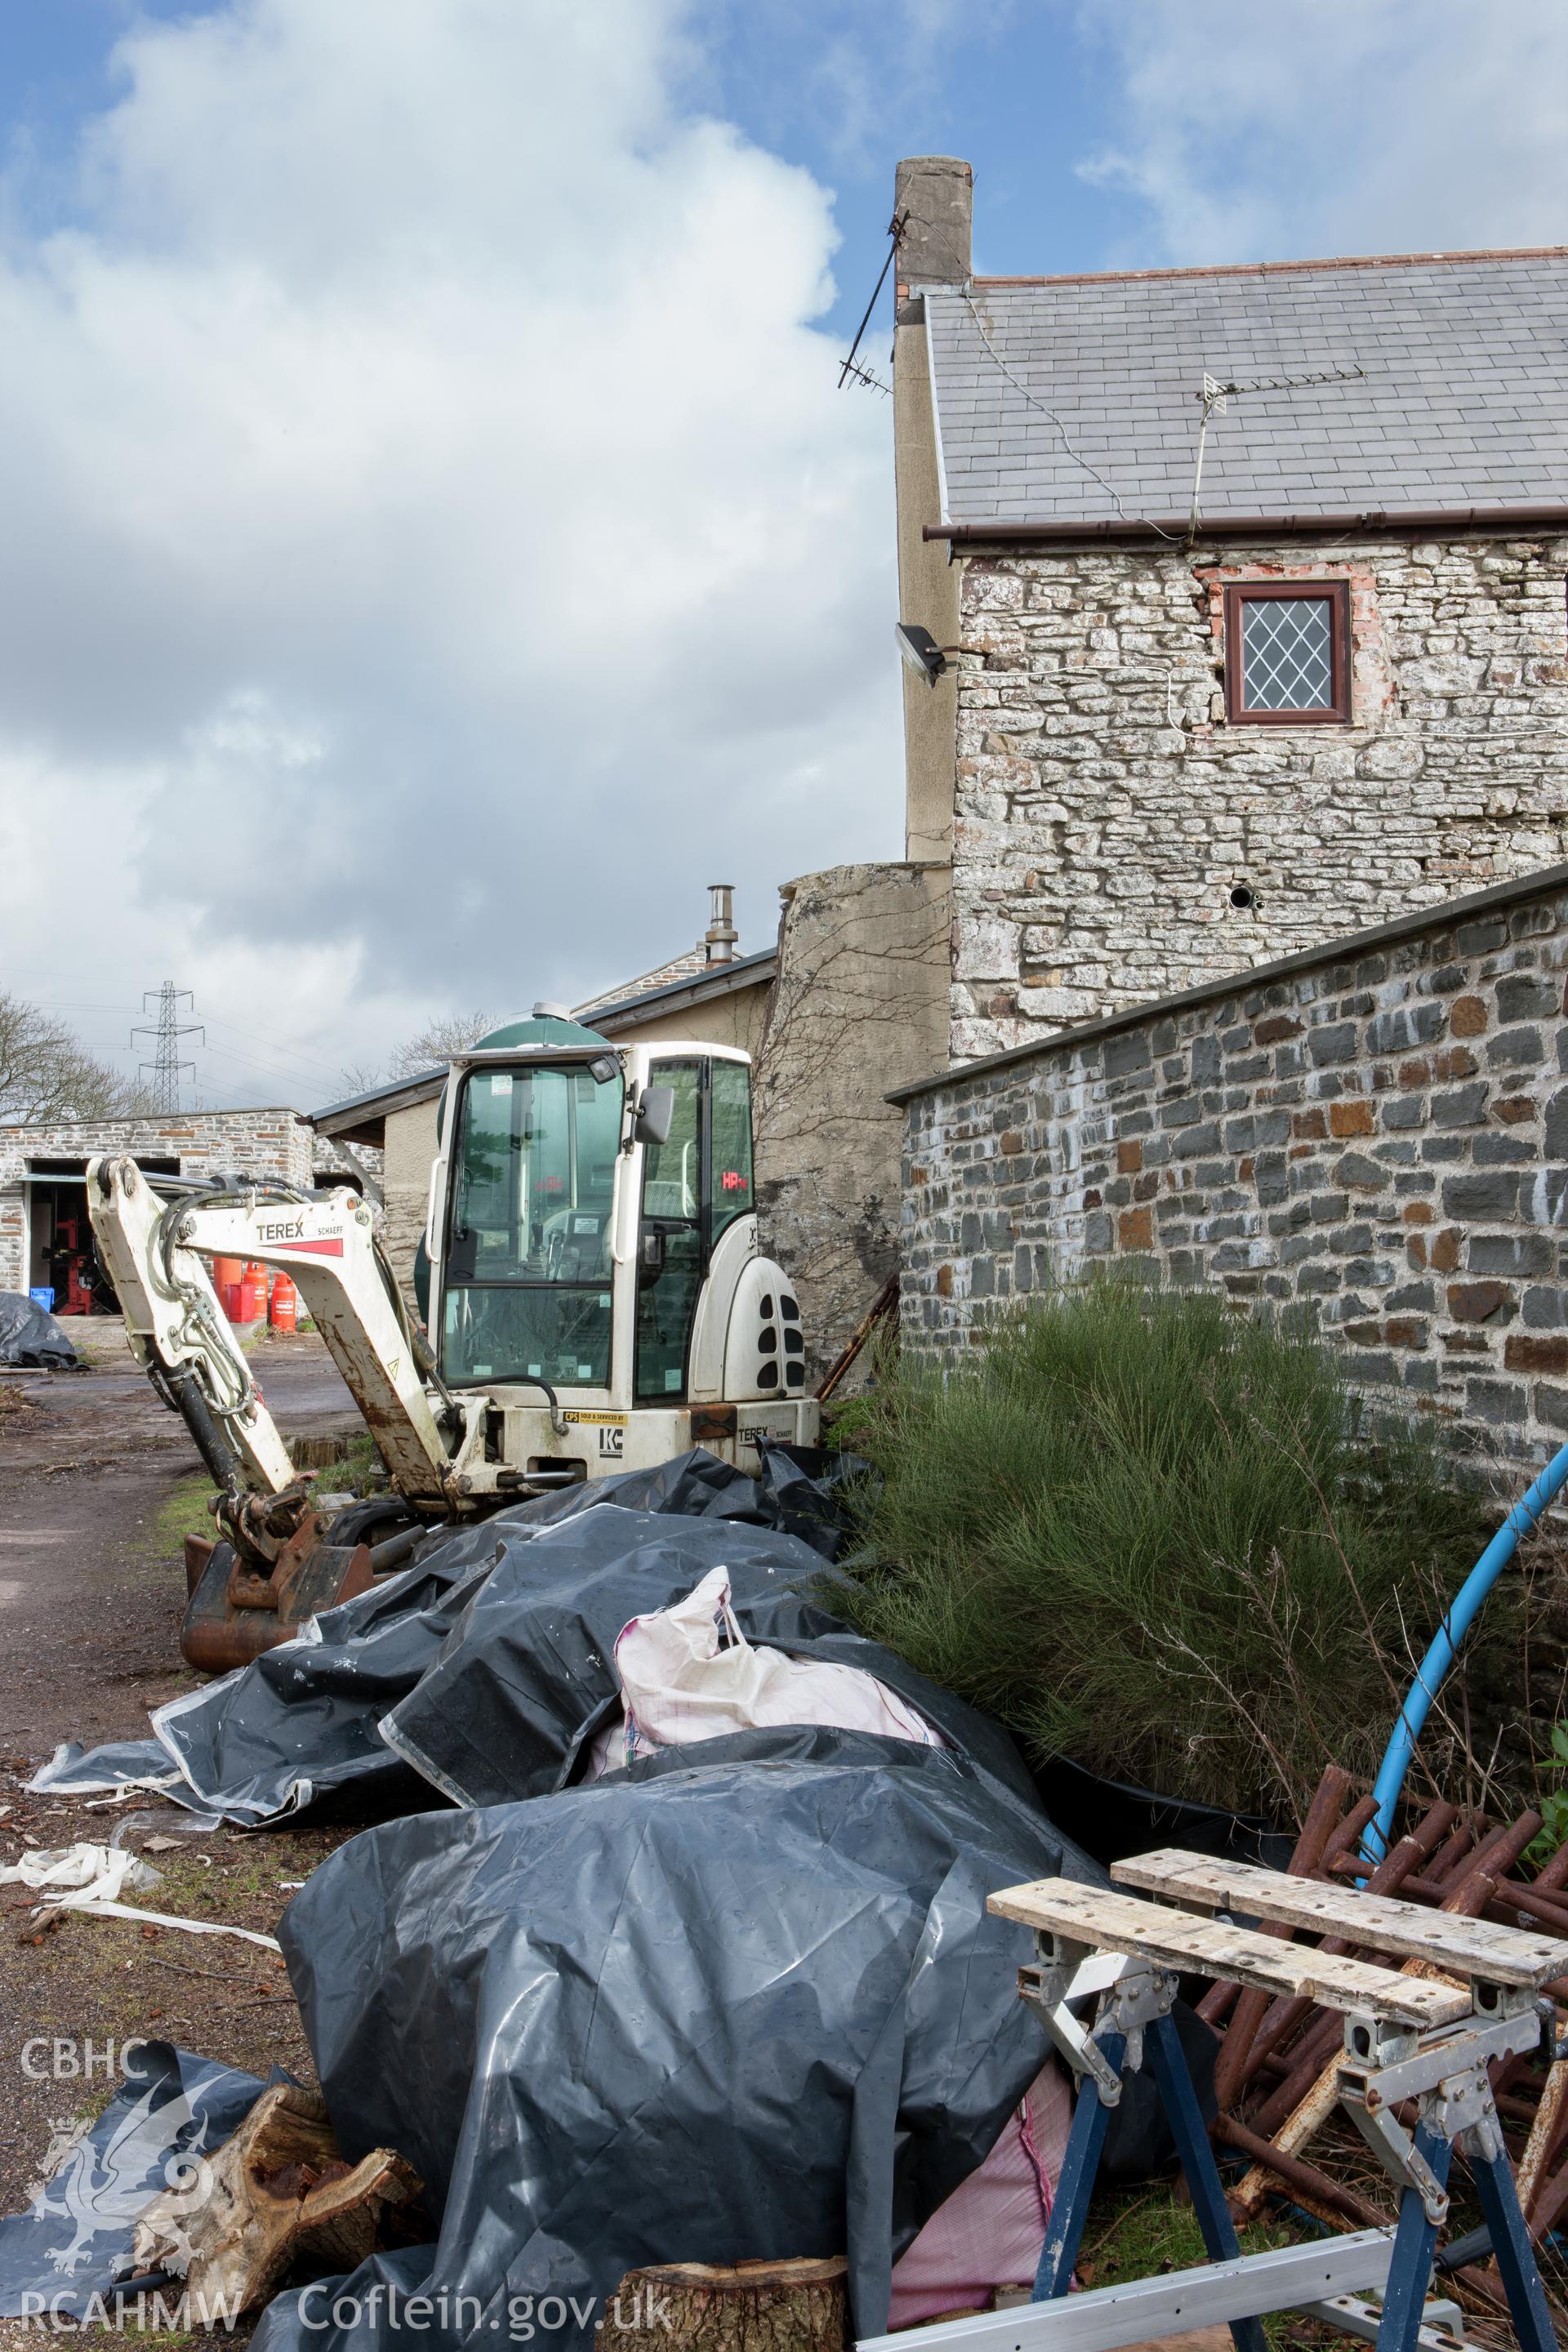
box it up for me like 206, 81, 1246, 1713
1077, 0, 1568, 265
0, 0, 899, 1104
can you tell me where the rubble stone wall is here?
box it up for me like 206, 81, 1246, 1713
951, 536, 1568, 1061
755, 861, 951, 1381
0, 1110, 316, 1295
313, 1133, 385, 1190
901, 864, 1568, 1469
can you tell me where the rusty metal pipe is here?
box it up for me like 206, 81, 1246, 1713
1235, 1806, 1457, 2109
1211, 2114, 1384, 2230
1211, 1766, 1352, 2110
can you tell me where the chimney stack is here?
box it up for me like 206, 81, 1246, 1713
893, 157, 973, 304
705, 883, 737, 965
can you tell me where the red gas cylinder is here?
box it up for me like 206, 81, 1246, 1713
212, 1256, 243, 1298
269, 1274, 298, 1332
246, 1262, 270, 1321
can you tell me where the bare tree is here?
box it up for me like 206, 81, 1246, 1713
0, 993, 155, 1125
385, 1011, 497, 1080
335, 1012, 501, 1098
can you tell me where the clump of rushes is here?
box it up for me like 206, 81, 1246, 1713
828, 1277, 1499, 1824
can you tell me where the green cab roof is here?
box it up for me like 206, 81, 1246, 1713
472, 1013, 613, 1054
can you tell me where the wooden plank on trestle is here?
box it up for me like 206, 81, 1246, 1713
1112, 1848, 1568, 1989
987, 1880, 1470, 2029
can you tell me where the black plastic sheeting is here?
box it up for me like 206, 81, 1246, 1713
33, 1453, 849, 1826
499, 1441, 870, 1554
0, 1290, 79, 1370
11, 1448, 1224, 2349
0, 2042, 264, 2319
25, 1739, 188, 1801
254, 1740, 1102, 2352
1034, 1755, 1294, 1874
380, 1506, 1037, 1811
149, 1530, 509, 1822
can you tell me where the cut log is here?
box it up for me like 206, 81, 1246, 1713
131, 2080, 422, 2312
597, 2257, 849, 2352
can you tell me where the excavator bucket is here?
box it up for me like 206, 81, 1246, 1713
180, 1519, 376, 1674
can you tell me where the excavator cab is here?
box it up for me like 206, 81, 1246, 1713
424, 1016, 812, 1478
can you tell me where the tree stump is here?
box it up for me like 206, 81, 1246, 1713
598, 2257, 849, 2352
131, 2081, 422, 2312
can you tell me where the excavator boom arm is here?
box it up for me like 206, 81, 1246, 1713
86, 1157, 456, 1503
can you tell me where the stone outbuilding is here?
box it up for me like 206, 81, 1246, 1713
0, 1108, 372, 1309
891, 156, 1568, 1064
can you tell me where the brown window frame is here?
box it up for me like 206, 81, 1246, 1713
1223, 578, 1352, 726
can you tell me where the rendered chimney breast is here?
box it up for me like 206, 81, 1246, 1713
893, 155, 973, 295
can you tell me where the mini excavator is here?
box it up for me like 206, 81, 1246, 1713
88, 1012, 817, 1670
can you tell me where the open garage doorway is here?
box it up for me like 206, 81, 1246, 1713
24, 1156, 180, 1313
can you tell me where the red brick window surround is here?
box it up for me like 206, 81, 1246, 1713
1223, 577, 1352, 725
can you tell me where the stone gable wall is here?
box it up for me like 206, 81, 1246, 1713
951, 535, 1568, 1062
902, 868, 1568, 1469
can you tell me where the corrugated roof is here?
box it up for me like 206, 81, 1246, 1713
924, 248, 1568, 526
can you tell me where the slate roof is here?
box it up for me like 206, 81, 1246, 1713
313, 1066, 446, 1136
924, 249, 1568, 527
579, 947, 776, 1032
573, 946, 710, 1018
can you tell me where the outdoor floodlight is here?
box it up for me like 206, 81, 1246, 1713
895, 622, 948, 684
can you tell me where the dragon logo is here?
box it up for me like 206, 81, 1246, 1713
27, 2074, 216, 2281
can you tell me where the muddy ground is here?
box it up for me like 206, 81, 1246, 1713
0, 1325, 368, 2325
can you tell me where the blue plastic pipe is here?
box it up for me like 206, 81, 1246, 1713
1364, 1437, 1568, 1864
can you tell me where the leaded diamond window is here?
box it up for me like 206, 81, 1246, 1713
1241, 597, 1333, 707
1224, 580, 1351, 724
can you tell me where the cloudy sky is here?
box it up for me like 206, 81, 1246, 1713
2, 0, 1566, 1110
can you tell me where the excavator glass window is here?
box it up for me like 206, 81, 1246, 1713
709, 1058, 754, 1243
441, 1062, 621, 1388
635, 1055, 755, 1403
635, 1059, 702, 1404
